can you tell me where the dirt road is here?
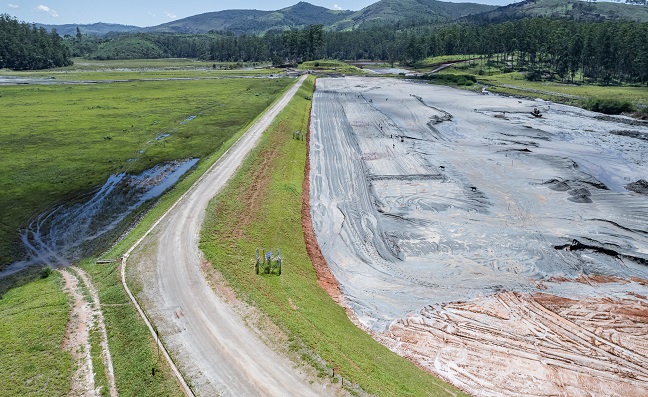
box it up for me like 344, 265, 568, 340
127, 75, 322, 396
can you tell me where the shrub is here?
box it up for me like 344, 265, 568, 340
526, 69, 543, 81
584, 98, 635, 115
40, 267, 52, 279
421, 73, 476, 86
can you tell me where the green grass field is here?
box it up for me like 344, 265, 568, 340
428, 58, 648, 112
413, 55, 479, 71
0, 58, 282, 80
199, 76, 467, 397
0, 272, 72, 397
0, 70, 297, 396
0, 77, 292, 267
478, 71, 648, 108
298, 60, 365, 75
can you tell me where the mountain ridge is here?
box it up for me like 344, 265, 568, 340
31, 0, 648, 38
36, 22, 140, 37
466, 0, 648, 23
142, 2, 355, 34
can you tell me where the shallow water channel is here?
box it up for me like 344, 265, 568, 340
1, 158, 197, 278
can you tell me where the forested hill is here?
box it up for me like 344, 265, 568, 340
143, 2, 354, 34
143, 0, 495, 34
466, 0, 648, 23
24, 0, 648, 37
37, 22, 140, 37
332, 0, 496, 29
0, 15, 72, 70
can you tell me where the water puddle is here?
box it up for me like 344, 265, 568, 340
0, 158, 198, 278
155, 133, 171, 141
180, 115, 197, 124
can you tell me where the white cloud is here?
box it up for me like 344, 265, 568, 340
7, 3, 19, 8
332, 4, 342, 10
165, 11, 177, 19
34, 4, 59, 17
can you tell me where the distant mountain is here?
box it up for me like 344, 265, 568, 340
333, 0, 497, 29
37, 22, 140, 37
143, 2, 354, 34
143, 0, 495, 34
38, 0, 648, 39
466, 0, 648, 23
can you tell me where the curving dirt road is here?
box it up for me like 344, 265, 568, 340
127, 75, 322, 396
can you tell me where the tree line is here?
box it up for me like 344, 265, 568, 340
321, 19, 648, 85
65, 18, 648, 85
0, 14, 72, 70
4, 10, 648, 86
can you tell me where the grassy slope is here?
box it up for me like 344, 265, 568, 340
0, 272, 72, 397
479, 0, 648, 22
433, 60, 648, 109
200, 76, 467, 397
479, 71, 648, 106
298, 60, 366, 75
0, 77, 291, 266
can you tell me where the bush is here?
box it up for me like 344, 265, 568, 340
584, 98, 635, 115
526, 69, 543, 81
421, 73, 476, 86
40, 267, 52, 279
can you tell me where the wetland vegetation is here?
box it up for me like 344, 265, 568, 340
0, 62, 295, 395
0, 73, 292, 270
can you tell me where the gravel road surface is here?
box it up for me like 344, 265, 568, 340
129, 75, 322, 396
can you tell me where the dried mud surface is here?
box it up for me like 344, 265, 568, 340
309, 77, 648, 396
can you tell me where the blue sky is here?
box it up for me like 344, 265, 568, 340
3, 0, 516, 27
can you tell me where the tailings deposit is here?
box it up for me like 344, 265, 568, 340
310, 77, 648, 396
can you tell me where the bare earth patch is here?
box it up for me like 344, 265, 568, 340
378, 291, 648, 397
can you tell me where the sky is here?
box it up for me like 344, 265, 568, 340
3, 0, 517, 27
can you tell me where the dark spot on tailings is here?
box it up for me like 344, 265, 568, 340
555, 239, 648, 266
568, 187, 592, 203
555, 239, 619, 257
626, 179, 648, 195
544, 179, 571, 191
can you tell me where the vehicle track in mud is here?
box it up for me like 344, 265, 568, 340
309, 77, 648, 396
